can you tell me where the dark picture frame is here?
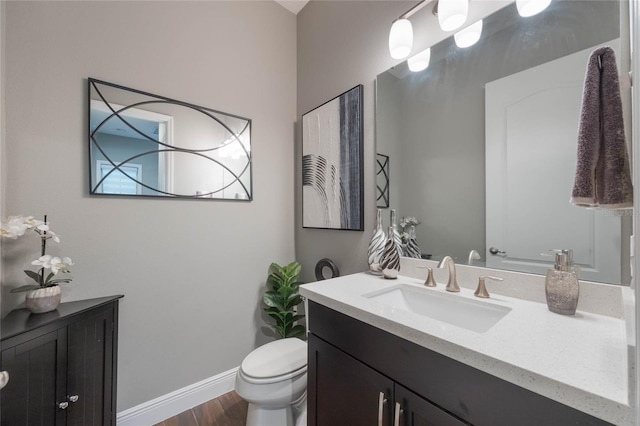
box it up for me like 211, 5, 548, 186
302, 85, 364, 231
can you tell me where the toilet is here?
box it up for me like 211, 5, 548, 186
235, 338, 308, 426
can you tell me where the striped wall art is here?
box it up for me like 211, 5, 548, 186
302, 85, 364, 231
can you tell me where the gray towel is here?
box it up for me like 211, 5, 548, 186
571, 46, 633, 209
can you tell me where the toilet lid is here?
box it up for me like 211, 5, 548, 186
241, 338, 307, 379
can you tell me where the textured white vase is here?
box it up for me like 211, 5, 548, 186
367, 209, 387, 273
405, 225, 422, 259
25, 286, 61, 314
380, 227, 401, 279
390, 209, 403, 257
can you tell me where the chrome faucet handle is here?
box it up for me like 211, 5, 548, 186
417, 266, 437, 287
438, 256, 460, 292
474, 275, 504, 298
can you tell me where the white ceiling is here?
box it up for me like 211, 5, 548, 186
274, 0, 309, 14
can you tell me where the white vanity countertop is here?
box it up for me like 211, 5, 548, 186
300, 272, 632, 425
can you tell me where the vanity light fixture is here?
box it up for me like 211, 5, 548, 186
437, 0, 468, 32
516, 0, 552, 17
408, 48, 431, 72
454, 19, 483, 48
388, 0, 431, 59
389, 18, 414, 59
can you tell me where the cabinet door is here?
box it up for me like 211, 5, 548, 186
395, 384, 469, 426
1, 329, 67, 426
308, 334, 394, 426
66, 308, 115, 426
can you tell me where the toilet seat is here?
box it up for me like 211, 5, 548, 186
239, 364, 307, 384
240, 338, 307, 384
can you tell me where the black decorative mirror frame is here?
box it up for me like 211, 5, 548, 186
376, 153, 389, 208
88, 78, 252, 200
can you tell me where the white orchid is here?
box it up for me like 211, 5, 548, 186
0, 215, 31, 239
32, 255, 73, 274
53, 256, 73, 274
45, 230, 61, 243
2, 214, 74, 293
400, 216, 421, 228
23, 216, 46, 230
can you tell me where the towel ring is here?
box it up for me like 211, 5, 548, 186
315, 258, 340, 281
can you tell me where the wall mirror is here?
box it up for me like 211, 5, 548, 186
376, 1, 629, 284
89, 78, 252, 200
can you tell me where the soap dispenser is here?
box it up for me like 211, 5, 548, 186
544, 249, 579, 315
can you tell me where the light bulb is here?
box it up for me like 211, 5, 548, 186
408, 48, 431, 72
438, 0, 468, 32
454, 19, 482, 48
389, 19, 413, 59
516, 0, 552, 17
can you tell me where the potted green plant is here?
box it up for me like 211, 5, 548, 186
263, 261, 305, 339
1, 215, 73, 313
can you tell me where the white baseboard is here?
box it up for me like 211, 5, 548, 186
117, 366, 239, 426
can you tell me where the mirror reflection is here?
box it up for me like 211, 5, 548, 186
375, 1, 628, 284
89, 79, 252, 200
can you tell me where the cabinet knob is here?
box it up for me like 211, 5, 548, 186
58, 401, 69, 410
69, 395, 79, 403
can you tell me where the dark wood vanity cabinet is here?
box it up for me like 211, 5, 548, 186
310, 334, 466, 426
307, 301, 613, 426
0, 296, 123, 426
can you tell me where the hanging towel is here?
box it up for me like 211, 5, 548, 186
571, 46, 633, 209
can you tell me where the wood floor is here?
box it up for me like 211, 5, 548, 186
153, 391, 248, 426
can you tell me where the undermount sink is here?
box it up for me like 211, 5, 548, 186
363, 284, 512, 333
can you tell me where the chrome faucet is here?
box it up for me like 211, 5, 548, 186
438, 256, 460, 292
468, 249, 481, 265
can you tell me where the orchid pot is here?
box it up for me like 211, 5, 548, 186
25, 285, 62, 314
1, 215, 74, 314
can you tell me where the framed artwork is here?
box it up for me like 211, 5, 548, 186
302, 85, 364, 231
376, 153, 389, 208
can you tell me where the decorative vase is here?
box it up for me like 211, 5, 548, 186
390, 209, 403, 257
25, 286, 61, 314
380, 227, 401, 279
368, 209, 387, 273
405, 225, 422, 259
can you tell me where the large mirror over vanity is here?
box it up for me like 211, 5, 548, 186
376, 0, 630, 284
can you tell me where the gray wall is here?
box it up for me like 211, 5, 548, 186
2, 1, 296, 410
296, 1, 407, 282
296, 1, 507, 282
